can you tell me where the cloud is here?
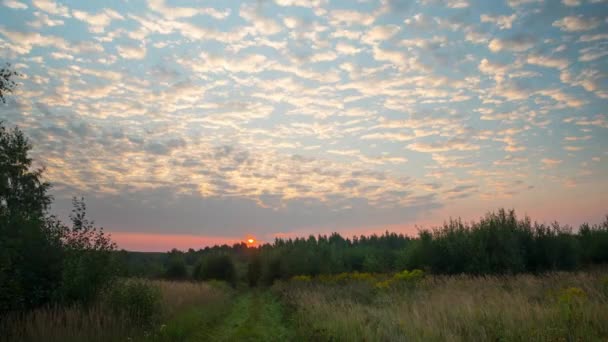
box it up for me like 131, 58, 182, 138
27, 12, 64, 28
239, 3, 282, 35
488, 35, 535, 52
480, 14, 517, 30
553, 15, 601, 32
478, 58, 510, 83
0, 28, 97, 54
527, 54, 569, 70
72, 9, 124, 33
360, 132, 415, 141
361, 25, 400, 45
507, 0, 543, 8
563, 115, 608, 128
3, 0, 606, 241
148, 0, 230, 20
335, 42, 361, 55
541, 158, 563, 167
562, 0, 581, 6
328, 9, 376, 26
116, 44, 146, 59
2, 0, 27, 9
32, 0, 69, 16
578, 33, 608, 42
407, 138, 480, 152
536, 89, 585, 108
578, 46, 608, 62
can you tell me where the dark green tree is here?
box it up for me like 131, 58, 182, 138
0, 63, 19, 103
1, 65, 117, 312
247, 254, 262, 287
165, 249, 188, 280
0, 121, 63, 312
193, 254, 236, 286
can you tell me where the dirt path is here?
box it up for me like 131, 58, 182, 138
204, 291, 292, 342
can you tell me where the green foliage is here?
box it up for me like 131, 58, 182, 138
0, 122, 61, 312
56, 198, 117, 304
0, 120, 117, 314
104, 279, 162, 326
247, 254, 262, 287
164, 249, 188, 280
0, 63, 19, 103
193, 253, 236, 285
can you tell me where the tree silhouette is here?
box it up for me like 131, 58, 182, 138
0, 63, 19, 104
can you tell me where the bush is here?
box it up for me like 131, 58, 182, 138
193, 254, 236, 286
105, 279, 161, 326
0, 121, 117, 312
247, 255, 262, 287
165, 249, 188, 280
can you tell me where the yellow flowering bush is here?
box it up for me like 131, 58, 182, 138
291, 275, 312, 282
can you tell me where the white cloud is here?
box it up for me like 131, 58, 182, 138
527, 54, 569, 70
480, 14, 516, 30
578, 46, 608, 62
335, 42, 361, 55
240, 4, 282, 35
537, 89, 585, 108
553, 15, 601, 32
578, 33, 608, 42
488, 36, 534, 52
407, 138, 480, 152
116, 44, 146, 59
507, 0, 543, 8
148, 0, 230, 20
72, 9, 123, 33
360, 132, 415, 141
2, 0, 27, 9
32, 0, 69, 17
328, 9, 375, 26
478, 58, 510, 83
361, 25, 400, 45
27, 12, 64, 28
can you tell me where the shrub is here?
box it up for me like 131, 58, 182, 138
165, 249, 188, 280
247, 255, 262, 287
105, 279, 161, 326
291, 275, 312, 282
393, 269, 424, 282
193, 254, 236, 285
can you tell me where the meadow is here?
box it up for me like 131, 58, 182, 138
0, 280, 233, 342
2, 271, 608, 341
275, 271, 608, 341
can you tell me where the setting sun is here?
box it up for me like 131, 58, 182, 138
247, 238, 255, 244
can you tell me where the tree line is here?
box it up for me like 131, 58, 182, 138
119, 209, 608, 286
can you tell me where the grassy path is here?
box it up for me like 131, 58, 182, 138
207, 291, 293, 342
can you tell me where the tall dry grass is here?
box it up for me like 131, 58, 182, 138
0, 280, 229, 342
276, 271, 608, 341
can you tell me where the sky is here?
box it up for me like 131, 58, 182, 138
0, 0, 607, 251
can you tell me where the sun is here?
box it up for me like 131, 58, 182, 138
247, 238, 255, 244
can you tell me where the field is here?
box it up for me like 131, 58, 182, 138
275, 271, 608, 341
2, 271, 607, 341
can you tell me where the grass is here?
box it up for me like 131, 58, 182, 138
274, 271, 608, 341
0, 280, 232, 342
3, 272, 607, 341
207, 291, 292, 342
